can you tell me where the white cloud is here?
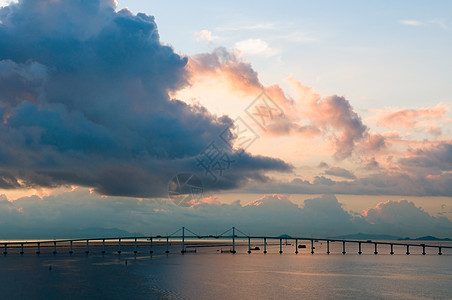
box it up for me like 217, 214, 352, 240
195, 29, 213, 43
399, 20, 423, 26
234, 38, 279, 57
0, 0, 16, 7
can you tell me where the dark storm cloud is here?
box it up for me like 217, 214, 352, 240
0, 0, 291, 197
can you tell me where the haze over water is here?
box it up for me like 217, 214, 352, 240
1, 242, 451, 299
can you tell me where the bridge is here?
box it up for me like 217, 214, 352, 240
2, 227, 451, 256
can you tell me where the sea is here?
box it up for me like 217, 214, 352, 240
0, 240, 451, 299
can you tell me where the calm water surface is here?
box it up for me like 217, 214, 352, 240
0, 242, 451, 299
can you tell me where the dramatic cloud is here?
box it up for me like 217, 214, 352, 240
188, 47, 264, 93
0, 0, 291, 197
1, 190, 451, 239
184, 48, 452, 197
188, 48, 369, 159
288, 78, 368, 159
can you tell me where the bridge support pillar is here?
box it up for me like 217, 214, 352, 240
295, 239, 298, 254
438, 247, 442, 255
118, 239, 122, 254
181, 227, 186, 254
85, 240, 89, 254
422, 245, 426, 255
390, 244, 394, 255
327, 240, 330, 254
279, 239, 283, 254
358, 242, 362, 255
3, 244, 6, 255
134, 238, 138, 254
149, 238, 153, 254
342, 241, 346, 255
37, 243, 40, 255
102, 239, 105, 254
165, 237, 169, 254
53, 241, 57, 254
406, 245, 410, 255
248, 237, 251, 254
232, 227, 236, 254
69, 241, 73, 254
20, 243, 24, 255
263, 238, 267, 254
374, 243, 378, 255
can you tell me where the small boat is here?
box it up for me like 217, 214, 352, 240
251, 246, 260, 251
298, 245, 307, 249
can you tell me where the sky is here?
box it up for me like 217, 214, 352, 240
0, 0, 451, 239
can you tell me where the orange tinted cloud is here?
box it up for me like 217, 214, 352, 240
187, 48, 371, 159
188, 47, 263, 96
370, 103, 449, 128
287, 76, 368, 159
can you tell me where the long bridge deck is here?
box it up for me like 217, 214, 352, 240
2, 227, 451, 256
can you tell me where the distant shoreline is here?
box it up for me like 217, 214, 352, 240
329, 233, 452, 241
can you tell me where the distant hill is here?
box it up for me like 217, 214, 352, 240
329, 233, 452, 241
329, 233, 401, 240
278, 234, 292, 239
398, 236, 452, 241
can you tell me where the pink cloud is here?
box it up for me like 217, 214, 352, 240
287, 77, 368, 159
426, 125, 442, 137
187, 49, 375, 159
188, 47, 263, 96
360, 133, 386, 152
370, 103, 449, 129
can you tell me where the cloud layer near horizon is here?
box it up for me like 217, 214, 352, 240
0, 0, 291, 197
0, 189, 451, 239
